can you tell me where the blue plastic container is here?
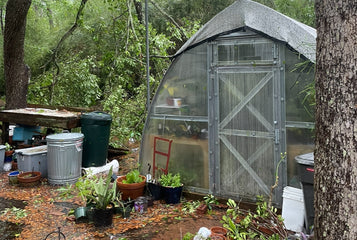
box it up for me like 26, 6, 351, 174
13, 125, 41, 142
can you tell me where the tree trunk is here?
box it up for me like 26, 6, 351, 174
315, 1, 357, 239
4, 0, 32, 110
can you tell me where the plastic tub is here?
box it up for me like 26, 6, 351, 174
15, 145, 47, 178
46, 133, 84, 185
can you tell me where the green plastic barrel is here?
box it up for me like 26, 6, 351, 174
81, 111, 112, 167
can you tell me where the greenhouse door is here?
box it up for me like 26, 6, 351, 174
211, 67, 283, 203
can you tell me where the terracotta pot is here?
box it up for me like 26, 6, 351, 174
210, 226, 227, 236
116, 175, 146, 201
17, 171, 41, 187
210, 235, 226, 240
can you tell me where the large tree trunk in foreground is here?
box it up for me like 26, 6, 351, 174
315, 1, 357, 239
4, 0, 32, 109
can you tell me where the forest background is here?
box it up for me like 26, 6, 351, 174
0, 0, 314, 148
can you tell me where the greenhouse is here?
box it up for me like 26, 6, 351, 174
140, 0, 316, 206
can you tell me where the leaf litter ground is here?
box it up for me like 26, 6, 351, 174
0, 145, 226, 240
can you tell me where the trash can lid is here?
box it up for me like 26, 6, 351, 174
80, 111, 112, 124
295, 152, 314, 166
46, 133, 84, 141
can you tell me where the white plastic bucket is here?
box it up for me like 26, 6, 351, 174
282, 186, 305, 232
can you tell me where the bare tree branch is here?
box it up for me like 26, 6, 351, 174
149, 0, 187, 39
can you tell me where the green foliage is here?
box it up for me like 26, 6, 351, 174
159, 173, 182, 187
182, 232, 195, 240
1, 207, 28, 220
221, 198, 288, 240
28, 54, 101, 107
203, 194, 219, 210
86, 167, 116, 210
181, 200, 200, 214
254, 0, 315, 27
122, 169, 144, 184
57, 167, 116, 210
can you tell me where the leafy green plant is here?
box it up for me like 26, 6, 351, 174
56, 170, 99, 204
159, 173, 181, 187
1, 207, 27, 220
182, 200, 200, 214
122, 169, 144, 184
203, 194, 219, 210
221, 198, 288, 240
5, 142, 12, 151
182, 232, 195, 240
86, 167, 116, 210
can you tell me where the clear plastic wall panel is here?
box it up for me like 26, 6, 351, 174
168, 132, 209, 189
286, 128, 314, 188
217, 39, 274, 65
153, 44, 208, 117
285, 48, 315, 122
140, 44, 209, 189
141, 119, 209, 188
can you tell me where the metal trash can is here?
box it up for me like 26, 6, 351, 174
46, 133, 84, 185
295, 152, 314, 233
80, 111, 112, 168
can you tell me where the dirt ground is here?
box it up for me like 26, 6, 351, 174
0, 143, 227, 240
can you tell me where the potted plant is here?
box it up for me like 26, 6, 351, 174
86, 167, 117, 227
4, 142, 14, 161
116, 169, 146, 201
71, 173, 97, 222
160, 173, 183, 204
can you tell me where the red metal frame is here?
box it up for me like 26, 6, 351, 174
153, 136, 173, 177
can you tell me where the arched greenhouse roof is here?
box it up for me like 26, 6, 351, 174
175, 0, 316, 62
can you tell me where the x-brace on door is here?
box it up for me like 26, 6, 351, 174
209, 35, 284, 205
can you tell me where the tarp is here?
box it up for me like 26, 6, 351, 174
175, 0, 316, 62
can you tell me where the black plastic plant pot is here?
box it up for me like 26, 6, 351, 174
148, 182, 162, 200
162, 185, 183, 204
93, 208, 114, 227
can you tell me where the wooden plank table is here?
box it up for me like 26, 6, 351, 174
0, 108, 82, 144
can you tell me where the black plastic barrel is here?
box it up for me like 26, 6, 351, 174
295, 152, 314, 233
81, 111, 112, 167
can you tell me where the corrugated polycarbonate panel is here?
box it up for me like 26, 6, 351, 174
140, 44, 209, 190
